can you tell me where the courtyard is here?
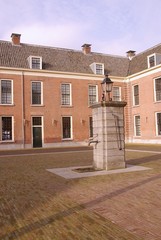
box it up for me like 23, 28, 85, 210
0, 144, 161, 240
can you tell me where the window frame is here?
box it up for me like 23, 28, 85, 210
90, 62, 104, 75
95, 63, 104, 75
133, 84, 139, 106
88, 85, 98, 105
112, 86, 121, 101
62, 116, 73, 140
31, 81, 43, 106
31, 116, 44, 147
155, 112, 161, 136
28, 56, 42, 70
0, 116, 14, 142
134, 115, 141, 137
89, 116, 93, 138
0, 79, 13, 105
61, 83, 72, 106
147, 54, 155, 68
154, 77, 161, 102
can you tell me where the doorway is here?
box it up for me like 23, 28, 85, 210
32, 116, 43, 148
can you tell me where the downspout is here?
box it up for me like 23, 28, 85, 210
21, 71, 25, 148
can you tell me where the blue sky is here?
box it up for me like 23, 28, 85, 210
1, 0, 161, 56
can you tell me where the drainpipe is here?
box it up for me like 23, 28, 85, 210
21, 71, 25, 148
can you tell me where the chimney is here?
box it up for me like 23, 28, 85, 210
126, 50, 136, 60
11, 33, 21, 45
81, 44, 91, 54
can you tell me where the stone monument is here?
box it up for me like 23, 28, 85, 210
89, 75, 127, 171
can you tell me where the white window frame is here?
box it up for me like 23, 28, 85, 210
0, 79, 13, 105
147, 53, 161, 68
31, 81, 43, 105
62, 116, 73, 140
155, 112, 161, 136
28, 56, 42, 69
112, 86, 121, 101
89, 116, 93, 138
61, 83, 72, 106
147, 54, 155, 68
90, 62, 104, 75
134, 115, 141, 137
88, 85, 98, 105
133, 84, 139, 106
0, 116, 14, 142
154, 77, 161, 102
31, 116, 44, 147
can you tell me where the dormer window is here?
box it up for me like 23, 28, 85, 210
148, 54, 155, 68
147, 53, 161, 68
28, 56, 42, 69
90, 62, 104, 75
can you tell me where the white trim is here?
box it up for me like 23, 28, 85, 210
61, 83, 72, 106
28, 56, 42, 69
31, 116, 44, 147
0, 116, 14, 142
154, 76, 161, 102
112, 86, 121, 101
0, 79, 13, 105
90, 62, 104, 75
132, 84, 139, 106
134, 115, 141, 137
147, 54, 155, 68
31, 81, 43, 105
88, 84, 98, 105
0, 67, 125, 83
126, 64, 161, 82
155, 112, 161, 136
61, 116, 73, 140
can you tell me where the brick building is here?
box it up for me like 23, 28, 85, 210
0, 33, 161, 149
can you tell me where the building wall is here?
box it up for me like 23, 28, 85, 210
5, 65, 161, 148
126, 67, 161, 143
0, 69, 126, 149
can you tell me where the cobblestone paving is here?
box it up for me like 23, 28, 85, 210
0, 146, 160, 239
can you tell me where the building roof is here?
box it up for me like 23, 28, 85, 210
0, 40, 129, 77
129, 43, 161, 75
1, 35, 161, 78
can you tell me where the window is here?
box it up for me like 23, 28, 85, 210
113, 86, 121, 101
90, 63, 104, 75
134, 115, 141, 136
32, 82, 42, 105
62, 116, 72, 139
28, 56, 42, 69
147, 53, 161, 68
155, 78, 161, 101
89, 117, 93, 138
0, 80, 12, 104
156, 112, 161, 135
61, 83, 71, 106
88, 85, 97, 105
96, 64, 104, 75
148, 55, 155, 68
0, 116, 13, 141
133, 85, 139, 106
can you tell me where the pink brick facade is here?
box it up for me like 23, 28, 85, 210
1, 34, 161, 149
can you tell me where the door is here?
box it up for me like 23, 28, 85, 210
32, 117, 43, 148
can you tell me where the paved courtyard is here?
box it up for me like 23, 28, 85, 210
0, 144, 161, 239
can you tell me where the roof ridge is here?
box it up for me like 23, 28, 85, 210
136, 42, 161, 56
0, 39, 127, 59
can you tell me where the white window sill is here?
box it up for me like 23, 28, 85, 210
31, 104, 45, 107
62, 138, 73, 141
0, 103, 14, 106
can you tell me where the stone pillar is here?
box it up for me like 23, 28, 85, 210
90, 101, 127, 170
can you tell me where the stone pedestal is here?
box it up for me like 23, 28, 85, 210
90, 101, 127, 170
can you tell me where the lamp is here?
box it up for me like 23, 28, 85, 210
101, 74, 113, 101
